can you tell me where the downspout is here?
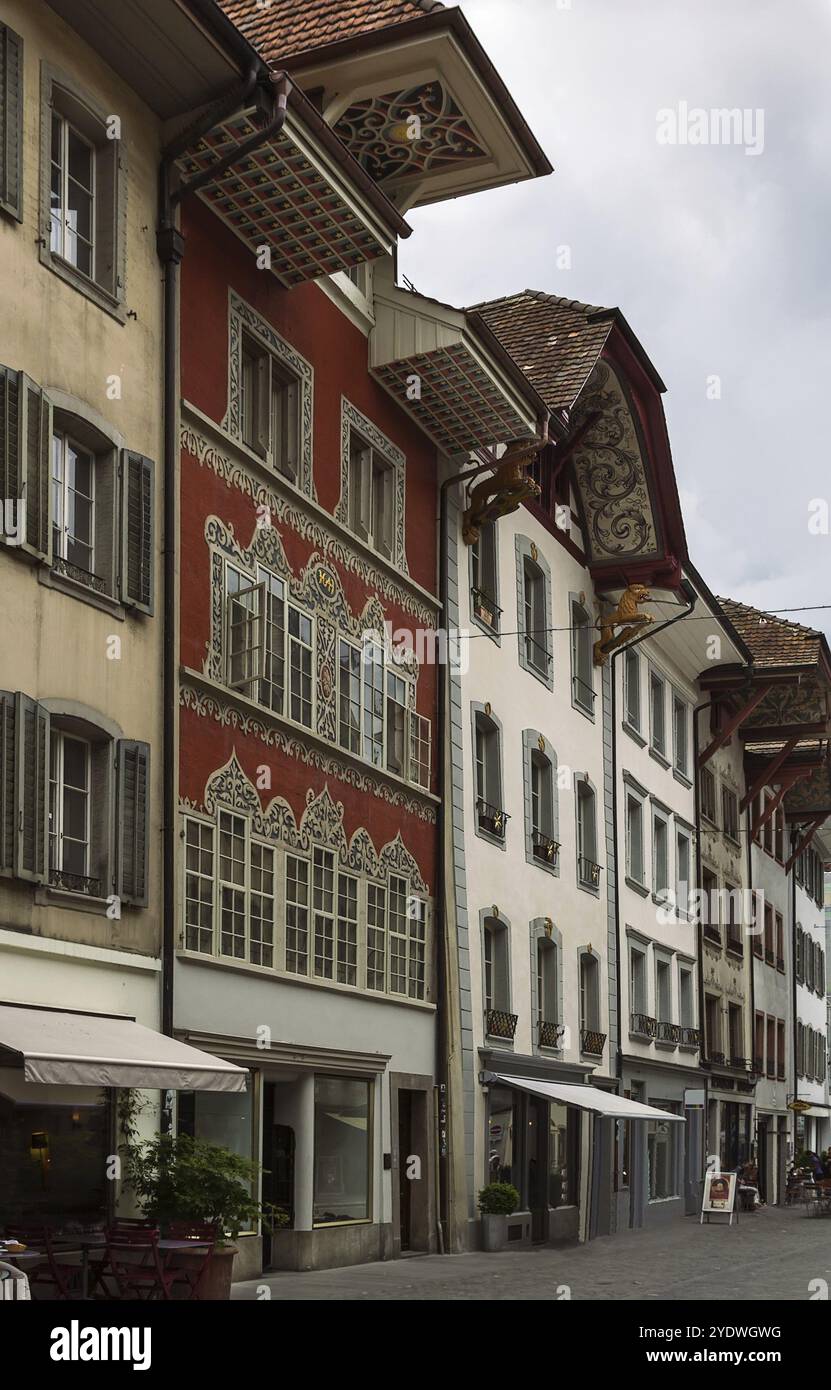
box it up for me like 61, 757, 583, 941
157, 71, 289, 1043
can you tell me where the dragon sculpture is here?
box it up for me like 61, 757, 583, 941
593, 583, 653, 665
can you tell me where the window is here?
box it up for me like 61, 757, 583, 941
0, 23, 23, 222
775, 911, 784, 970
240, 332, 299, 480
649, 671, 666, 756
774, 807, 784, 862
763, 902, 774, 962
754, 1012, 765, 1072
522, 557, 550, 676
313, 1076, 371, 1226
721, 786, 739, 842
338, 638, 429, 786
766, 1016, 775, 1077
475, 711, 505, 839
705, 995, 721, 1058
349, 429, 394, 558
42, 76, 123, 308
796, 926, 804, 983
536, 937, 558, 1031
365, 875, 426, 1000
652, 809, 669, 899
51, 432, 95, 574
626, 791, 645, 885
471, 522, 499, 632
679, 968, 694, 1029
630, 946, 648, 1017
530, 750, 557, 864
700, 766, 717, 824
672, 694, 688, 776
577, 779, 599, 887
624, 648, 640, 731
702, 866, 719, 939
285, 854, 309, 975
225, 563, 313, 728
483, 917, 511, 1024
675, 828, 691, 915
728, 1003, 743, 1063
185, 820, 214, 954
656, 958, 671, 1024
0, 693, 147, 904
488, 1086, 517, 1186
571, 600, 594, 712
725, 883, 742, 951
763, 796, 773, 855
579, 952, 600, 1033
548, 1102, 578, 1208
776, 1019, 785, 1079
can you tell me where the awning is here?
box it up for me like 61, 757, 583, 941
0, 1004, 248, 1093
492, 1073, 686, 1121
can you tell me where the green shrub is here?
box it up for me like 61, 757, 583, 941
477, 1182, 520, 1216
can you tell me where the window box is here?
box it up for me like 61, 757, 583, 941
581, 1029, 606, 1057
485, 1009, 518, 1041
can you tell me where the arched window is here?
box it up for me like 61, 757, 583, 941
576, 778, 599, 887
483, 916, 514, 1040
579, 951, 600, 1034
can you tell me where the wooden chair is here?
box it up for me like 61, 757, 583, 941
92, 1227, 174, 1301
164, 1221, 219, 1300
3, 1226, 83, 1300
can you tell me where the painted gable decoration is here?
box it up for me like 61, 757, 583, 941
198, 751, 427, 891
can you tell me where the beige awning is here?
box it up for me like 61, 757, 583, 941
492, 1073, 686, 1121
0, 1004, 247, 1093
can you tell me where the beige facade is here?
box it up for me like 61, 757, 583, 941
0, 0, 163, 1029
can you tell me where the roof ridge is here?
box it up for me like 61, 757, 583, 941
469, 288, 612, 316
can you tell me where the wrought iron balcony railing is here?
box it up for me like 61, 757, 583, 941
681, 1027, 701, 1048
471, 587, 502, 633
476, 798, 509, 840
572, 674, 596, 711
658, 1021, 682, 1044
631, 1013, 658, 1038
485, 1009, 518, 1041
49, 868, 102, 897
578, 855, 602, 889
531, 829, 560, 866
539, 1019, 565, 1049
52, 556, 107, 595
709, 1050, 726, 1066
730, 1055, 749, 1070
581, 1028, 606, 1057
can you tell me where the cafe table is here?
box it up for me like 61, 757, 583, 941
3, 1235, 212, 1299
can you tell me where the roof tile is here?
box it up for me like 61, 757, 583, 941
717, 598, 823, 669
218, 0, 443, 65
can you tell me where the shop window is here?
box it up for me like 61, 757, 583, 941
648, 1102, 679, 1200
0, 1078, 109, 1226
240, 331, 300, 481
548, 1101, 577, 1208
487, 1085, 517, 1187
178, 1076, 255, 1234
313, 1076, 371, 1225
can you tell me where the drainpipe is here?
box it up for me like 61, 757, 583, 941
435, 438, 547, 1251
157, 72, 289, 1044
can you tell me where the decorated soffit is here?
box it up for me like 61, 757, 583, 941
176, 108, 401, 287
784, 760, 831, 818
333, 80, 489, 185
569, 361, 661, 568
740, 678, 831, 736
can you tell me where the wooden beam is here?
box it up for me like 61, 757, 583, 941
740, 721, 828, 743
698, 684, 772, 767
740, 736, 799, 812
748, 767, 815, 841
784, 814, 826, 875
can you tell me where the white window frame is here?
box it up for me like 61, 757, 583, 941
349, 427, 395, 559
51, 429, 96, 574
48, 729, 91, 879
649, 668, 667, 758
50, 109, 96, 277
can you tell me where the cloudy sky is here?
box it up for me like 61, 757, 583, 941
399, 0, 831, 635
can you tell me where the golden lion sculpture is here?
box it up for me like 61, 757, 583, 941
462, 440, 541, 546
593, 583, 653, 665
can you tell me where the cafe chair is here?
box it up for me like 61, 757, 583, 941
92, 1226, 174, 1301
164, 1221, 219, 1300
3, 1226, 83, 1300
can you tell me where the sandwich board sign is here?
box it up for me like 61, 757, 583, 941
701, 1170, 738, 1226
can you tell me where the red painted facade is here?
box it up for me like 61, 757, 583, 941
178, 197, 439, 886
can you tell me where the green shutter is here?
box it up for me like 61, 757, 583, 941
15, 692, 49, 882
0, 366, 21, 521
120, 450, 154, 614
18, 374, 52, 561
116, 739, 149, 906
0, 23, 23, 222
0, 689, 15, 873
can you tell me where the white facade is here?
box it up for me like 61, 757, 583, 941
794, 837, 829, 1151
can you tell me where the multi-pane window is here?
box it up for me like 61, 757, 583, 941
285, 854, 309, 975
475, 711, 504, 837
650, 671, 666, 756
259, 568, 286, 712
530, 750, 556, 864
249, 841, 275, 968
225, 564, 313, 727
361, 639, 384, 766
385, 670, 407, 776
624, 648, 640, 730
184, 820, 214, 954
522, 557, 550, 676
349, 430, 394, 558
313, 847, 336, 980
287, 607, 313, 725
389, 875, 409, 996
337, 639, 428, 785
240, 332, 300, 479
672, 695, 688, 776
52, 432, 95, 573
471, 522, 499, 632
626, 792, 645, 885
337, 873, 358, 986
50, 111, 94, 277
338, 641, 361, 753
48, 731, 90, 878
721, 786, 739, 841
700, 766, 717, 824
218, 811, 247, 960
366, 882, 387, 992
226, 566, 265, 693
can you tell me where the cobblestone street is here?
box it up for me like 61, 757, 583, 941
233, 1205, 831, 1301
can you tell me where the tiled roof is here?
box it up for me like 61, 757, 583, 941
717, 598, 823, 669
217, 0, 443, 64
468, 290, 614, 412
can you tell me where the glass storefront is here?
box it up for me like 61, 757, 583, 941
487, 1086, 517, 1186
487, 1087, 577, 1211
647, 1100, 679, 1200
313, 1076, 371, 1225
0, 1070, 109, 1226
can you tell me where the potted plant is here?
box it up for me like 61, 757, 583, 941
477, 1182, 519, 1252
123, 1132, 281, 1299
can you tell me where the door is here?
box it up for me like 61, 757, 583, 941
398, 1090, 413, 1251
527, 1096, 547, 1242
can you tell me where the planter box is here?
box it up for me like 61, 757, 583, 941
480, 1213, 508, 1252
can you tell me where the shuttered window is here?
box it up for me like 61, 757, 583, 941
120, 450, 154, 612
0, 691, 48, 883
116, 739, 150, 906
0, 23, 23, 222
